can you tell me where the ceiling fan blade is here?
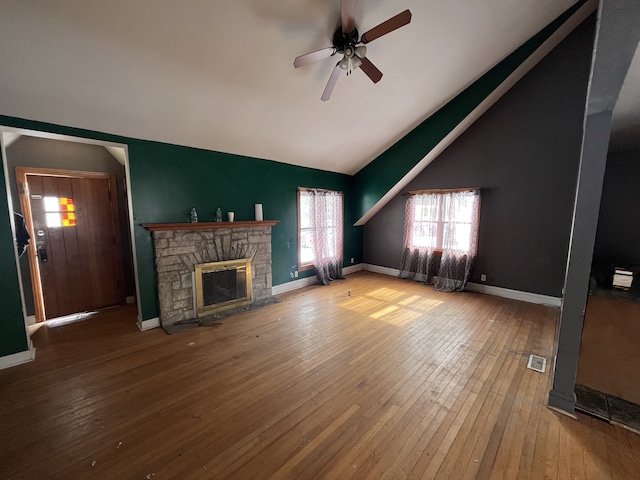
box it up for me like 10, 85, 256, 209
321, 64, 342, 101
360, 9, 412, 44
359, 56, 383, 83
341, 0, 356, 34
294, 47, 336, 68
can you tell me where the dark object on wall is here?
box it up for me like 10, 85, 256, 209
14, 212, 30, 257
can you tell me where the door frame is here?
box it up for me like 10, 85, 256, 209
1, 127, 141, 336
15, 166, 124, 322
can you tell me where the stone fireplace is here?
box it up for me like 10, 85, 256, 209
143, 221, 278, 329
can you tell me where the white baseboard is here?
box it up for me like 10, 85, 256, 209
0, 346, 36, 370
26, 315, 36, 326
361, 263, 562, 307
137, 317, 160, 331
362, 263, 401, 277
126, 296, 135, 305
343, 263, 364, 275
272, 275, 319, 295
272, 264, 364, 295
465, 283, 561, 307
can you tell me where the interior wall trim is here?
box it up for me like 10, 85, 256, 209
361, 263, 562, 307
272, 264, 364, 295
137, 317, 160, 331
0, 346, 35, 370
272, 275, 319, 295
342, 264, 364, 275
465, 282, 562, 307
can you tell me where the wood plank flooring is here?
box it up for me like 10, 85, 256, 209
1, 271, 639, 479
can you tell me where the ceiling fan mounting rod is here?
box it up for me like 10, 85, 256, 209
333, 26, 359, 53
293, 4, 413, 101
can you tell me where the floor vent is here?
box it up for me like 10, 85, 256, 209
527, 354, 547, 373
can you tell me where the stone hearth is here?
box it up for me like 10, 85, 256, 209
143, 221, 278, 329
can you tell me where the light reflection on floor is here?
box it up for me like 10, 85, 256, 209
337, 286, 444, 326
28, 311, 99, 334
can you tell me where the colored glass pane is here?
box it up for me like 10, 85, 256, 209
44, 196, 76, 227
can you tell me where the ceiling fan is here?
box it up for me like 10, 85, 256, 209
293, 0, 412, 101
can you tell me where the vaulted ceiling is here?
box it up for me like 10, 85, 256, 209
0, 1, 637, 175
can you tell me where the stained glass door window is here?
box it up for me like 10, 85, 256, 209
44, 196, 76, 227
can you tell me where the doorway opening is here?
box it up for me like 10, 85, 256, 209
16, 167, 126, 321
1, 128, 141, 334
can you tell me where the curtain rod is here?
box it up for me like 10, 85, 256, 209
298, 186, 343, 193
407, 187, 481, 195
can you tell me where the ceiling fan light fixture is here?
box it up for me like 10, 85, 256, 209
293, 1, 412, 100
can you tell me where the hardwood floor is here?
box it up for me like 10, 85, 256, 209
1, 271, 639, 479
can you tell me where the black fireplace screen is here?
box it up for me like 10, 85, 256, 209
201, 266, 247, 307
195, 258, 252, 317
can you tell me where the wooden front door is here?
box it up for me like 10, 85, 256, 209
16, 167, 125, 320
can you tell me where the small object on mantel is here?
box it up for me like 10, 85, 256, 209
216, 207, 222, 222
190, 207, 198, 223
612, 268, 633, 290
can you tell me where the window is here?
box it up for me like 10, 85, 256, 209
401, 189, 481, 291
298, 191, 314, 266
406, 189, 480, 255
298, 188, 343, 269
44, 196, 76, 227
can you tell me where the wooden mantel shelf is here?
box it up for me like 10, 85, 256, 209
142, 220, 280, 232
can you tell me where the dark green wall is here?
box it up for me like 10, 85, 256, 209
126, 140, 362, 319
352, 0, 588, 221
0, 116, 362, 353
0, 176, 29, 356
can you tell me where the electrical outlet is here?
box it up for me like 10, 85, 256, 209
350, 257, 354, 264
481, 274, 487, 282
294, 271, 298, 278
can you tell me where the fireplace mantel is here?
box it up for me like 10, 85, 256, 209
142, 220, 279, 232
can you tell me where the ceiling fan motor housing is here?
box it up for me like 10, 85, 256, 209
333, 26, 359, 53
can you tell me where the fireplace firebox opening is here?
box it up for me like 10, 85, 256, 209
194, 258, 252, 317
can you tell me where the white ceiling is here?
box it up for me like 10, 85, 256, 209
0, 1, 634, 175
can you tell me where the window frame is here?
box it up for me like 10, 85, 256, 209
297, 187, 344, 271
407, 188, 480, 253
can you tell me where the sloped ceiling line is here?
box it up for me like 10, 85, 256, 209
0, 0, 583, 175
353, 0, 597, 226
